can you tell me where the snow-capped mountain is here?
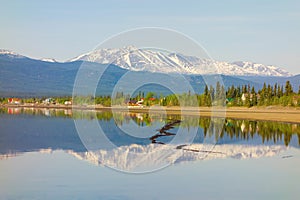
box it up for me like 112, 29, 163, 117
0, 47, 293, 76
41, 58, 57, 63
69, 46, 292, 76
0, 49, 58, 63
0, 49, 26, 59
232, 61, 292, 77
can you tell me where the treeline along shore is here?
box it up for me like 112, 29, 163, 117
1, 80, 300, 108
1, 81, 300, 123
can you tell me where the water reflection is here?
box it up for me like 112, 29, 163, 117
150, 120, 181, 144
0, 107, 299, 170
1, 107, 299, 147
66, 144, 288, 171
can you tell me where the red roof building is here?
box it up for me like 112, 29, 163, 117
8, 98, 21, 105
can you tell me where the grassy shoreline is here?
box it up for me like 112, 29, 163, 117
1, 104, 300, 123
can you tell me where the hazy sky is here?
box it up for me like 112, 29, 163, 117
1, 0, 299, 74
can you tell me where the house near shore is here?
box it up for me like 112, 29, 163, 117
127, 98, 144, 107
43, 98, 55, 105
148, 97, 156, 101
127, 99, 138, 106
241, 93, 249, 102
136, 98, 144, 106
8, 98, 21, 105
241, 93, 259, 102
64, 101, 72, 105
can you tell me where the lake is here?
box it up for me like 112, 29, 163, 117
0, 107, 299, 200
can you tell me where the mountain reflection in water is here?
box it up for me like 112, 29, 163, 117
0, 107, 299, 169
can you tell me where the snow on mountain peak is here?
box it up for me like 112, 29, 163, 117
41, 58, 57, 63
69, 46, 292, 77
231, 61, 292, 77
1, 47, 292, 76
0, 49, 25, 58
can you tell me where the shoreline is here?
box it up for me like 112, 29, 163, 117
1, 104, 300, 124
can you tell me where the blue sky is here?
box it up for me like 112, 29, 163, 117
1, 0, 299, 74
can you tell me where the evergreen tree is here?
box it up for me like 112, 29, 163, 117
209, 85, 215, 101
220, 85, 225, 99
285, 81, 293, 96
226, 87, 230, 98
242, 85, 247, 94
202, 85, 210, 106
245, 93, 251, 107
267, 84, 271, 97
277, 85, 281, 98
215, 81, 221, 100
248, 84, 251, 94
226, 85, 235, 98
251, 86, 257, 106
236, 86, 241, 97
204, 85, 209, 96
235, 86, 241, 106
251, 86, 256, 94
266, 84, 273, 105
274, 83, 277, 97
262, 83, 267, 97
258, 83, 267, 105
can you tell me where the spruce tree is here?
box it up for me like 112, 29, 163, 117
280, 86, 284, 97
259, 83, 267, 105
242, 85, 247, 94
274, 83, 277, 97
209, 85, 215, 101
220, 85, 224, 97
204, 85, 209, 96
285, 81, 293, 96
216, 81, 221, 100
252, 87, 258, 106
277, 85, 281, 98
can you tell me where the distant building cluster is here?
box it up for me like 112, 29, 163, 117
5, 97, 72, 106
7, 98, 21, 105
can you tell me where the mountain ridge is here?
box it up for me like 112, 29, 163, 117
1, 52, 299, 97
68, 46, 293, 77
0, 47, 293, 77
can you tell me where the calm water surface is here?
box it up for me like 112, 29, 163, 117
0, 108, 299, 200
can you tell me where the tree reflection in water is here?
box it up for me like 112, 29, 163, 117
1, 107, 300, 146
